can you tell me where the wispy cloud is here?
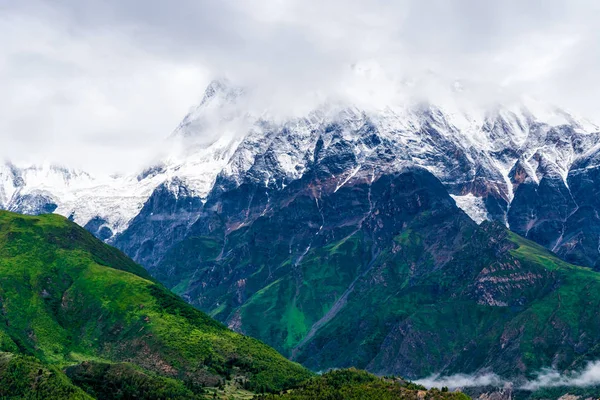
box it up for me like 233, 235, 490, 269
522, 361, 600, 390
416, 361, 600, 391
416, 373, 507, 389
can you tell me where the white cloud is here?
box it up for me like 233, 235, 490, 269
522, 361, 600, 390
1, 0, 599, 173
416, 372, 507, 389
0, 3, 209, 174
416, 361, 600, 391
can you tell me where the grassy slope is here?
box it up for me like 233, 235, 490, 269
310, 222, 600, 374
64, 361, 206, 399
0, 211, 311, 398
252, 368, 470, 400
0, 352, 92, 399
238, 232, 368, 355
504, 233, 600, 369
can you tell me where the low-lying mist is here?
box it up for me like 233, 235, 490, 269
416, 361, 600, 391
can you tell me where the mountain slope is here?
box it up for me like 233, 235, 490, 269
145, 165, 600, 382
252, 368, 470, 400
0, 210, 311, 398
0, 352, 92, 399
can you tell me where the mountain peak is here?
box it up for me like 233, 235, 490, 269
199, 78, 244, 106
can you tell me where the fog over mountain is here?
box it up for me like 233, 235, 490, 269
418, 361, 600, 390
1, 0, 600, 173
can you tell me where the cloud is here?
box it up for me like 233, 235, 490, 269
416, 373, 507, 389
416, 361, 600, 391
522, 361, 600, 390
0, 1, 210, 174
1, 1, 599, 173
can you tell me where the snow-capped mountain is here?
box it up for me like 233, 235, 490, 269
2, 79, 600, 270
5, 78, 600, 384
0, 162, 158, 238
0, 81, 251, 238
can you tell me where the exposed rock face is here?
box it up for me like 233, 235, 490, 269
83, 216, 113, 241
7, 191, 58, 215
114, 178, 205, 272
467, 387, 513, 400
504, 126, 597, 267
554, 147, 600, 269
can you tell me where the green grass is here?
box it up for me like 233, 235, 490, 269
65, 361, 205, 399
508, 232, 586, 272
0, 352, 92, 399
280, 221, 600, 379
236, 233, 371, 356
252, 368, 471, 400
0, 210, 312, 398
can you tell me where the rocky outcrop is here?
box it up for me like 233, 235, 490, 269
112, 178, 205, 273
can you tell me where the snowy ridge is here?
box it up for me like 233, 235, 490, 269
2, 79, 599, 237
0, 162, 160, 235
0, 81, 250, 236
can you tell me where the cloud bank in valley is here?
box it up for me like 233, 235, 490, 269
416, 372, 507, 389
417, 361, 600, 391
522, 361, 600, 390
1, 1, 600, 172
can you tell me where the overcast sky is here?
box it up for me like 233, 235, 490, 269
1, 0, 599, 174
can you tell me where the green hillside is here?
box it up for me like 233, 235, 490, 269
0, 210, 311, 399
252, 368, 469, 400
0, 352, 92, 399
292, 222, 600, 378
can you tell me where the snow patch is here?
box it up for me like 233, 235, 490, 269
451, 194, 490, 224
